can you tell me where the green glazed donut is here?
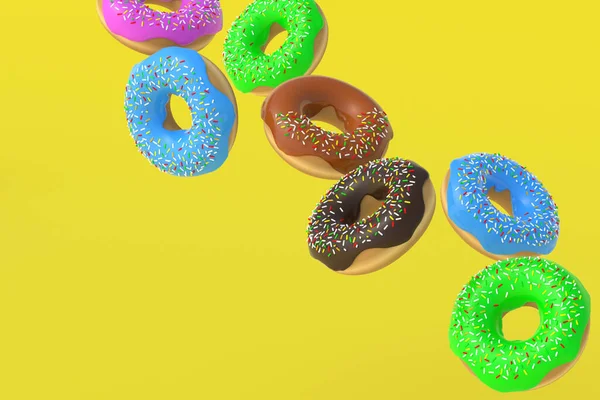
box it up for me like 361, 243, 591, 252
449, 257, 590, 392
222, 0, 327, 94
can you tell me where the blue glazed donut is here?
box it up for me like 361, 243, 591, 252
124, 47, 237, 177
442, 153, 559, 258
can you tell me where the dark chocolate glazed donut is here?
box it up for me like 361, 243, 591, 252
306, 158, 430, 272
261, 76, 392, 174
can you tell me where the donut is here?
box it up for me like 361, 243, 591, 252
261, 76, 393, 179
97, 0, 223, 55
449, 256, 591, 392
124, 47, 238, 177
222, 0, 328, 95
306, 158, 435, 275
441, 152, 559, 259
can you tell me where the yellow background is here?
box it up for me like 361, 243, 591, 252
1, 1, 598, 398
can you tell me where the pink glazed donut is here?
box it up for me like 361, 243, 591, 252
97, 0, 223, 54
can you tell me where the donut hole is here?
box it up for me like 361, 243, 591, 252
501, 303, 540, 341
144, 0, 181, 12
163, 94, 192, 131
303, 105, 346, 135
342, 187, 388, 224
357, 195, 385, 221
261, 23, 289, 55
487, 186, 514, 216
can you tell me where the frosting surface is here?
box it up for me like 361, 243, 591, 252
446, 153, 559, 255
124, 47, 236, 176
102, 0, 223, 45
